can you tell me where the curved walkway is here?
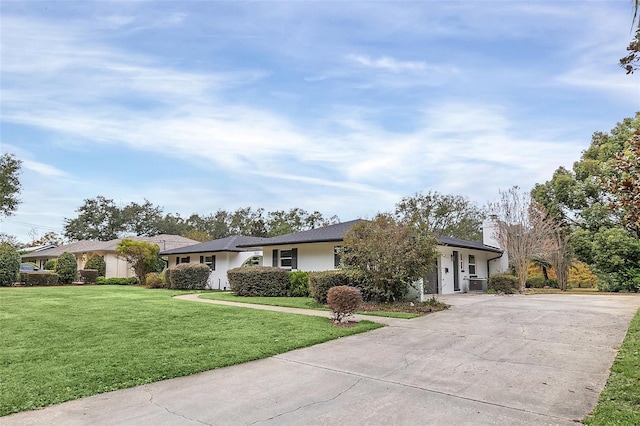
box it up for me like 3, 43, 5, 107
4, 293, 639, 425
173, 293, 408, 326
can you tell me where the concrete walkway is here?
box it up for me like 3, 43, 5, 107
4, 293, 639, 425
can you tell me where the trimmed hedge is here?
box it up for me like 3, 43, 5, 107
166, 263, 211, 290
525, 275, 546, 288
308, 270, 368, 304
228, 266, 289, 297
96, 276, 138, 285
19, 271, 59, 286
79, 269, 99, 284
327, 285, 362, 323
44, 259, 56, 270
288, 271, 310, 297
488, 273, 519, 294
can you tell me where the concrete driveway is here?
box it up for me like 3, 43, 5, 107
4, 293, 639, 425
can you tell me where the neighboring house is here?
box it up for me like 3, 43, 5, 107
237, 219, 509, 296
20, 243, 59, 254
159, 235, 264, 290
20, 234, 200, 279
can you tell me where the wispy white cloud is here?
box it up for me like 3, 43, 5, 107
348, 54, 428, 73
21, 160, 69, 178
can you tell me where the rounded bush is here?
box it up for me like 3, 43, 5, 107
84, 254, 106, 277
488, 273, 519, 294
146, 272, 165, 289
228, 266, 289, 297
287, 271, 309, 297
327, 285, 362, 323
44, 259, 57, 270
55, 252, 78, 284
0, 243, 20, 286
167, 263, 211, 290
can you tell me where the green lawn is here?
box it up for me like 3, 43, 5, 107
584, 307, 640, 425
0, 286, 381, 417
198, 292, 421, 319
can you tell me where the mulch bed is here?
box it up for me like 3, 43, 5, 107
358, 301, 448, 315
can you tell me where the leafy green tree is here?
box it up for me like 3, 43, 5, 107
395, 191, 485, 240
592, 228, 640, 292
604, 131, 640, 237
342, 214, 437, 302
55, 252, 78, 284
533, 113, 640, 291
0, 153, 22, 219
84, 254, 106, 277
0, 242, 20, 286
121, 199, 164, 236
64, 196, 124, 241
116, 239, 160, 286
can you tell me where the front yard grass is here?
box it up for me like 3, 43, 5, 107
197, 292, 434, 319
0, 286, 381, 417
584, 307, 640, 425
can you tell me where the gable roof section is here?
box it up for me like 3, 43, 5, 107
237, 219, 364, 247
21, 234, 200, 260
437, 236, 502, 253
160, 235, 265, 255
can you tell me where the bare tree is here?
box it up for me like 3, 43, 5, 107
487, 187, 557, 292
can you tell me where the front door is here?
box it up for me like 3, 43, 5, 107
424, 259, 439, 294
453, 251, 460, 291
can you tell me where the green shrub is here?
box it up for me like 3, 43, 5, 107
96, 276, 138, 285
44, 259, 57, 270
308, 270, 368, 304
0, 243, 20, 286
287, 271, 310, 297
547, 278, 559, 289
166, 264, 210, 290
84, 254, 106, 277
19, 271, 59, 286
526, 275, 547, 288
228, 266, 289, 297
145, 272, 165, 289
327, 285, 362, 323
488, 273, 519, 294
55, 252, 78, 284
79, 269, 99, 284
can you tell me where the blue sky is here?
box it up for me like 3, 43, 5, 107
1, 0, 639, 243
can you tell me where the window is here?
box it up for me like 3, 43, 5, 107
200, 255, 216, 270
468, 255, 476, 276
334, 246, 343, 269
280, 250, 292, 268
273, 249, 297, 269
179, 256, 190, 264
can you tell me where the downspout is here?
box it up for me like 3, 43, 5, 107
487, 252, 503, 279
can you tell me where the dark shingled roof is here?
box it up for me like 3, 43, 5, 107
160, 235, 265, 255
437, 236, 502, 253
237, 219, 503, 254
237, 219, 365, 247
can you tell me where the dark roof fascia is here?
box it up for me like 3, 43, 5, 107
436, 236, 503, 254
159, 236, 265, 256
254, 237, 345, 248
